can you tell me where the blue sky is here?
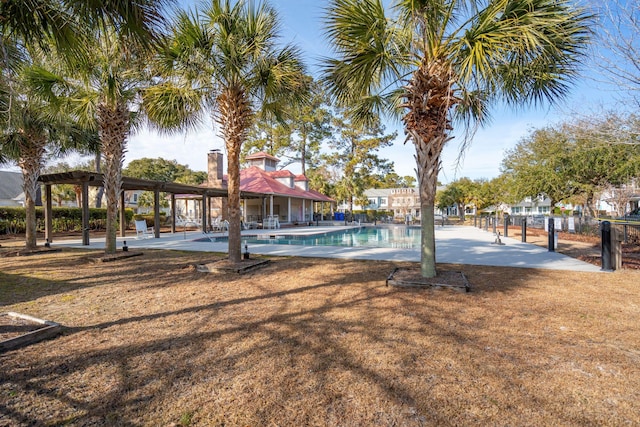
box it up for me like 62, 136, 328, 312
5, 0, 625, 184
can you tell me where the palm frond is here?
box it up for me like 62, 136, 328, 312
143, 82, 205, 134
322, 0, 411, 121
454, 0, 592, 108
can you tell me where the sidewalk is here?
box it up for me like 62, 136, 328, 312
46, 225, 602, 272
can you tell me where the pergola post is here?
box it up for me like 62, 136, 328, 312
171, 193, 176, 233
82, 181, 89, 245
154, 189, 160, 238
201, 194, 208, 232
119, 191, 126, 237
44, 184, 52, 243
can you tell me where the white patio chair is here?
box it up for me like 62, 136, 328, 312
135, 219, 154, 239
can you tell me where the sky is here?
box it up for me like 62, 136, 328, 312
3, 0, 628, 184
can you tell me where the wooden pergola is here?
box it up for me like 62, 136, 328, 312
38, 171, 261, 245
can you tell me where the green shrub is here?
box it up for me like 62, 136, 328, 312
0, 207, 135, 234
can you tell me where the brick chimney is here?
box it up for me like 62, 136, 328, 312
207, 149, 224, 187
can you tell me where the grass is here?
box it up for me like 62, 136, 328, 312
0, 246, 639, 426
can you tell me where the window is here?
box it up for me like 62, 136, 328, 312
380, 198, 387, 206
132, 193, 138, 203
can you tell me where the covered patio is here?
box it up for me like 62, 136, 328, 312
38, 171, 261, 245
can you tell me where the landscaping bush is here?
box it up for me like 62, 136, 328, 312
0, 207, 134, 234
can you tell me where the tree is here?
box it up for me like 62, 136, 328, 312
322, 0, 591, 277
501, 126, 578, 208
287, 77, 333, 174
242, 76, 332, 174
124, 157, 207, 184
591, 0, 640, 107
436, 177, 478, 220
1, 0, 171, 252
146, 0, 306, 263
374, 172, 417, 189
327, 113, 396, 212
0, 48, 92, 249
502, 121, 640, 216
124, 157, 207, 209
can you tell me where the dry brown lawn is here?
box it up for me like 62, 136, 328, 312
1, 243, 639, 426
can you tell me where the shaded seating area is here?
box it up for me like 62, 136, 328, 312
38, 171, 262, 245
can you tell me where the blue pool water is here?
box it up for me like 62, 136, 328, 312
240, 226, 422, 249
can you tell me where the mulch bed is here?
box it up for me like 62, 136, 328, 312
197, 257, 270, 274
387, 268, 470, 292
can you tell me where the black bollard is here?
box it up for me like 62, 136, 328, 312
521, 218, 527, 243
601, 221, 612, 271
123, 240, 128, 252
548, 217, 555, 252
503, 215, 509, 238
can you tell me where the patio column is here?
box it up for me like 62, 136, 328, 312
201, 194, 208, 231
270, 195, 274, 219
44, 184, 52, 243
119, 191, 126, 237
287, 197, 291, 222
302, 199, 306, 222
82, 181, 89, 245
170, 194, 176, 233
154, 189, 160, 238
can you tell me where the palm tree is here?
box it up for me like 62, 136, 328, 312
145, 0, 307, 263
322, 0, 591, 278
0, 44, 87, 249
0, 0, 171, 52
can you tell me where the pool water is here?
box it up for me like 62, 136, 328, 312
242, 226, 422, 249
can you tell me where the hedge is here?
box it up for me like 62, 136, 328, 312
0, 207, 135, 234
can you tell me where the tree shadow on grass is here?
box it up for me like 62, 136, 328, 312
0, 252, 617, 425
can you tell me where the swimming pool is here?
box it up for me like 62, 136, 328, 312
238, 226, 422, 249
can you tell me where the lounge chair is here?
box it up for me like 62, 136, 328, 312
265, 215, 280, 229
135, 219, 154, 239
175, 215, 199, 229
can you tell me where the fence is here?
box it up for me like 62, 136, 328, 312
477, 215, 640, 244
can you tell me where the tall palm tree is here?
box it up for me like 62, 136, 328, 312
76, 30, 151, 254
145, 0, 307, 263
322, 0, 591, 278
0, 43, 87, 249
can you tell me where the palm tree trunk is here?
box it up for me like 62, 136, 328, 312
403, 60, 459, 278
95, 151, 104, 208
98, 103, 128, 254
18, 134, 46, 250
218, 87, 251, 263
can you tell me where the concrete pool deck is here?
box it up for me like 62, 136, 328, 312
47, 224, 602, 272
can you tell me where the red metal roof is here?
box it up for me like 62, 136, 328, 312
245, 151, 281, 162
240, 167, 334, 201
268, 170, 295, 178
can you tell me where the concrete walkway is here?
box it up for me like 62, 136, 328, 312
48, 225, 602, 272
